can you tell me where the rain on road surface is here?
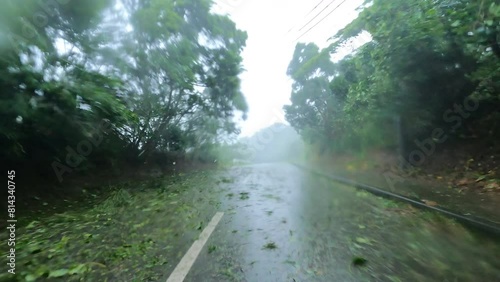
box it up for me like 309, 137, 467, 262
167, 163, 500, 282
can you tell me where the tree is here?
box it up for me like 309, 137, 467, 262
285, 0, 500, 156
113, 0, 248, 159
0, 0, 248, 181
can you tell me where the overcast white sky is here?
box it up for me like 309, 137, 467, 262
213, 0, 365, 137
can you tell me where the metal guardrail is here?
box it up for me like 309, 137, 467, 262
293, 163, 500, 238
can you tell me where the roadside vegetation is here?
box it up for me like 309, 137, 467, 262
0, 170, 225, 281
284, 0, 500, 196
0, 0, 247, 198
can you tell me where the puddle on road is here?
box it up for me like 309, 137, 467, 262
187, 164, 500, 282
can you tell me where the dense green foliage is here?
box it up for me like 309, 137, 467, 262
285, 0, 500, 157
0, 0, 247, 180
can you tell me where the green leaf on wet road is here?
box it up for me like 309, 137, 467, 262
208, 245, 217, 254
26, 221, 39, 229
48, 268, 70, 278
263, 242, 278, 250
239, 192, 250, 200
196, 221, 204, 230
68, 263, 88, 275
25, 274, 37, 282
355, 237, 372, 245
220, 177, 234, 183
352, 257, 368, 266
407, 242, 420, 250
356, 191, 370, 197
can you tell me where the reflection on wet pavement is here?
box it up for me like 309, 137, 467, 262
186, 163, 500, 281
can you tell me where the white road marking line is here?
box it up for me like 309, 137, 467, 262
166, 212, 224, 282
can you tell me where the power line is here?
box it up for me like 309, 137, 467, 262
286, 0, 326, 34
297, 0, 338, 33
294, 0, 348, 43
302, 0, 326, 23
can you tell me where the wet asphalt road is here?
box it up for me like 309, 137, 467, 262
176, 163, 500, 282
